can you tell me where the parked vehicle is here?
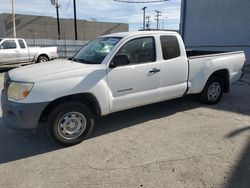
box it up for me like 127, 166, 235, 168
1, 31, 246, 145
0, 38, 58, 65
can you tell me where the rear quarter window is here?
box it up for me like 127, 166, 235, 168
18, 40, 26, 49
160, 35, 180, 60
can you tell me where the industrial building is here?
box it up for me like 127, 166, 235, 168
0, 13, 128, 40
180, 0, 250, 63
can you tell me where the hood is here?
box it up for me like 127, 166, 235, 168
9, 59, 94, 82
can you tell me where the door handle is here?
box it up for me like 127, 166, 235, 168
149, 68, 161, 73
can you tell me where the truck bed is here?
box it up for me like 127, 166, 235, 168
186, 50, 245, 94
186, 50, 229, 57
186, 50, 245, 59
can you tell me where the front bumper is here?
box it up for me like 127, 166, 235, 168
1, 89, 49, 129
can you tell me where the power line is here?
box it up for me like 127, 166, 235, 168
60, 0, 71, 12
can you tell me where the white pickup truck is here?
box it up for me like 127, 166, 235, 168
0, 38, 58, 65
1, 31, 246, 145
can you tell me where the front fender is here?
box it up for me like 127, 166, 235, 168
16, 68, 110, 115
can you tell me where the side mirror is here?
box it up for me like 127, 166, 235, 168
0, 45, 3, 49
110, 54, 131, 68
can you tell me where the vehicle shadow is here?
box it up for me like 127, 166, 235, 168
0, 67, 15, 73
0, 64, 30, 73
224, 127, 250, 188
91, 96, 201, 138
0, 118, 62, 164
91, 88, 250, 139
0, 66, 20, 73
0, 88, 249, 164
0, 95, 201, 164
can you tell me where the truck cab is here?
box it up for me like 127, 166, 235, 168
104, 32, 188, 112
0, 38, 29, 64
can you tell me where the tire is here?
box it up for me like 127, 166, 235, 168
48, 102, 94, 146
37, 55, 49, 63
200, 76, 224, 105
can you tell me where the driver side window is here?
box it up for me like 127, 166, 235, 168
1, 40, 17, 49
117, 37, 156, 65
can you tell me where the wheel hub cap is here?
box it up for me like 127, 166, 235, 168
207, 82, 221, 102
58, 112, 87, 140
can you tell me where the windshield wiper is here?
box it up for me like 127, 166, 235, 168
71, 58, 86, 63
70, 57, 98, 64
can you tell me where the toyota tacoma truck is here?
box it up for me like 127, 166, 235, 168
1, 31, 246, 145
0, 38, 58, 65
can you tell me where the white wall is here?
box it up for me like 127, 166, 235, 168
180, 0, 250, 63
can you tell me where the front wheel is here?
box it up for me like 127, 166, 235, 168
200, 77, 224, 105
48, 102, 94, 146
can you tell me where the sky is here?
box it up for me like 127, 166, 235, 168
0, 0, 181, 31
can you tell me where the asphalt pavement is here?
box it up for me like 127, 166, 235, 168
0, 67, 249, 188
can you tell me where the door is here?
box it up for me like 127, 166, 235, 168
0, 39, 19, 64
107, 36, 162, 112
160, 35, 188, 100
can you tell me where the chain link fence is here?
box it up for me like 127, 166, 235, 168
25, 39, 89, 58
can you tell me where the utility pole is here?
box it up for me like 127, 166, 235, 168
146, 16, 150, 30
12, 0, 16, 37
51, 0, 61, 39
56, 1, 61, 40
73, 0, 78, 40
142, 7, 147, 30
155, 10, 162, 30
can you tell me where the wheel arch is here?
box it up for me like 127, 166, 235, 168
204, 69, 230, 93
39, 93, 101, 123
35, 53, 50, 62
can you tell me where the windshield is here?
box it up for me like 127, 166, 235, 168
72, 37, 121, 64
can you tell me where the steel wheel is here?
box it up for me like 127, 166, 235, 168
40, 58, 48, 62
57, 112, 87, 140
37, 55, 49, 63
207, 82, 221, 102
200, 76, 224, 105
48, 102, 94, 146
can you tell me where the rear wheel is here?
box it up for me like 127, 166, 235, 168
48, 102, 94, 146
37, 55, 49, 63
200, 77, 224, 105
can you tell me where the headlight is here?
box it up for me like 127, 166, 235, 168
7, 82, 34, 101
